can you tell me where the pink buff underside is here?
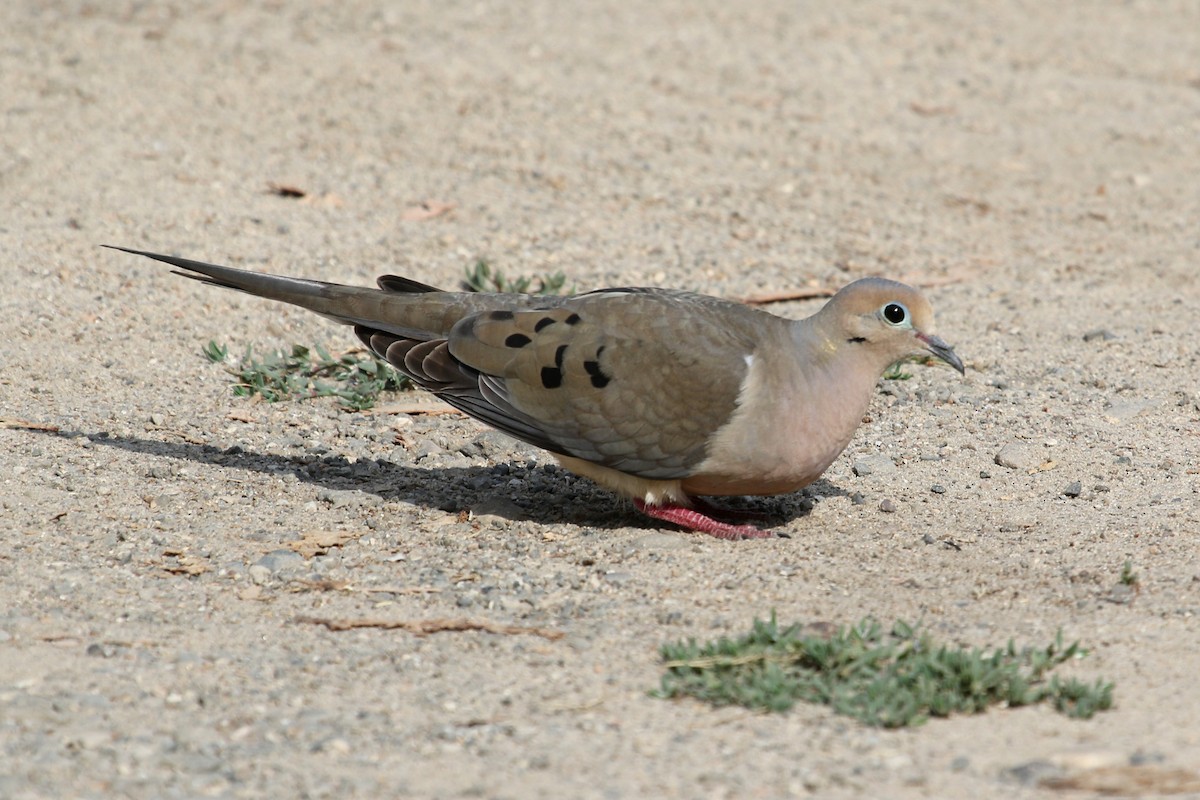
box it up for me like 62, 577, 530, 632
633, 499, 775, 541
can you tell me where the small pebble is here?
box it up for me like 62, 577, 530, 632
853, 455, 896, 477
995, 442, 1039, 470
1062, 481, 1082, 498
255, 550, 304, 573
930, 484, 946, 494
879, 499, 897, 513
1003, 761, 1063, 786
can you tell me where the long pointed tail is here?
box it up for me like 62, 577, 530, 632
105, 245, 461, 339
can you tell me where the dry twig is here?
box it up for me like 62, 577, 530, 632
296, 616, 564, 640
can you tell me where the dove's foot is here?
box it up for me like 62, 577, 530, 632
633, 499, 777, 540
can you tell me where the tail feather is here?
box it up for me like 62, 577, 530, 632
105, 245, 467, 340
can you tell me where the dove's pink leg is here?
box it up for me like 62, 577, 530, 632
689, 496, 773, 523
634, 499, 775, 540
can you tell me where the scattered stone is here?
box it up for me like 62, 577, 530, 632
880, 499, 897, 513
1004, 760, 1064, 786
853, 455, 896, 477
1104, 398, 1158, 423
247, 565, 272, 585
930, 484, 946, 494
1130, 750, 1166, 766
1082, 329, 1117, 342
85, 642, 125, 658
1062, 481, 1082, 498
978, 470, 991, 479
1048, 749, 1125, 771
1105, 584, 1136, 605
995, 443, 1039, 470
256, 549, 304, 573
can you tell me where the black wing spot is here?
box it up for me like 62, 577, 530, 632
489, 310, 515, 321
505, 333, 532, 348
583, 360, 611, 388
554, 344, 567, 369
565, 313, 581, 326
541, 366, 563, 389
847, 336, 867, 344
534, 317, 556, 332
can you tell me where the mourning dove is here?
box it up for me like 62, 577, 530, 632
108, 246, 964, 540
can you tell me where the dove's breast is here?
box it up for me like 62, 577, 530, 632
682, 336, 878, 497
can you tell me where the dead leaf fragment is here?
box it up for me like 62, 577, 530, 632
267, 182, 307, 198
161, 549, 209, 576
286, 530, 365, 559
910, 102, 955, 117
401, 200, 456, 221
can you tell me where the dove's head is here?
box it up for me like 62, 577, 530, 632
819, 278, 964, 375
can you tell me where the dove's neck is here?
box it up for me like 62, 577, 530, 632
787, 314, 885, 432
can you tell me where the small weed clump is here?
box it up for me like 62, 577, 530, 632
882, 363, 913, 381
203, 340, 409, 411
462, 259, 569, 296
657, 616, 1113, 728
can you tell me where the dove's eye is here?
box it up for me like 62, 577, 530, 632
881, 302, 908, 325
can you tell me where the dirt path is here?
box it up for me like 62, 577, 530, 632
2, 2, 1198, 797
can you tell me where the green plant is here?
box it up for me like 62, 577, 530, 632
1119, 560, 1139, 587
462, 259, 569, 295
202, 340, 229, 363
656, 615, 1113, 728
203, 340, 410, 411
882, 362, 913, 381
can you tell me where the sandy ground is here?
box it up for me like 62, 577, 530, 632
3, 1, 1200, 797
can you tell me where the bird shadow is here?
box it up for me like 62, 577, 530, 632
23, 425, 834, 534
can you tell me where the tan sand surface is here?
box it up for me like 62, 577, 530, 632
2, 2, 1198, 797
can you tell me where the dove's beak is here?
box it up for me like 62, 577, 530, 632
918, 333, 965, 375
